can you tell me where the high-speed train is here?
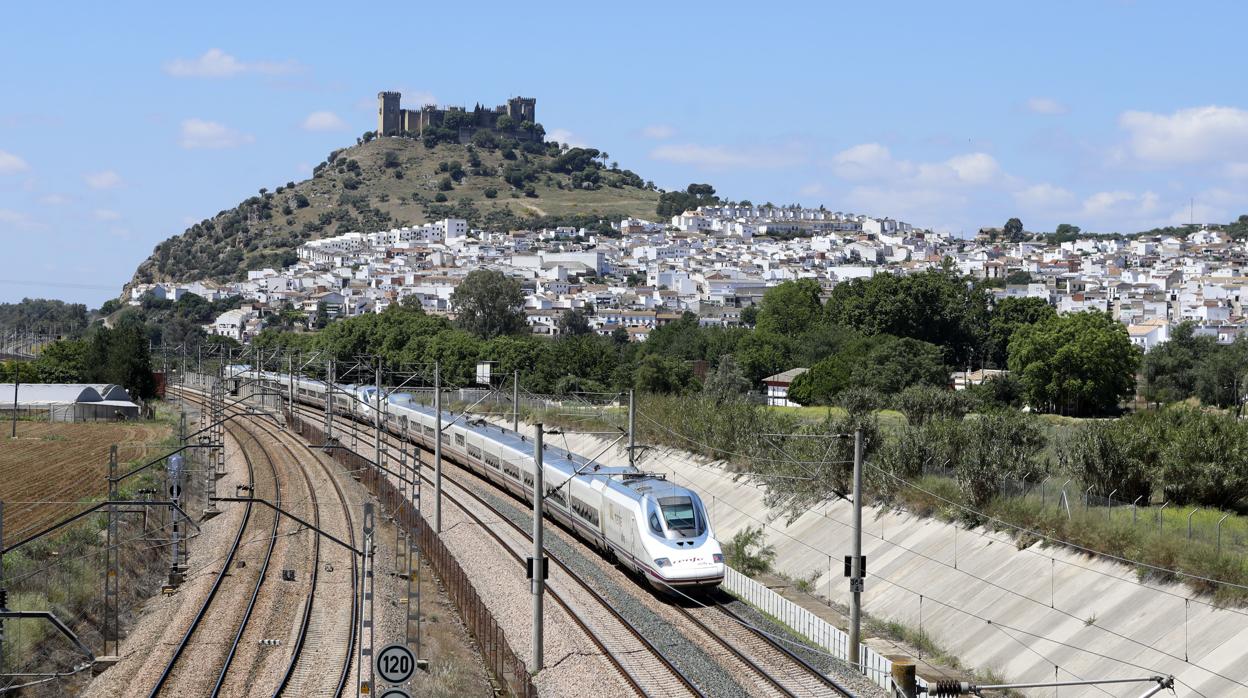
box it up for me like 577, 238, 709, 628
233, 368, 725, 591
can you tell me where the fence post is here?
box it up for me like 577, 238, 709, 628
1187, 508, 1199, 541
1132, 495, 1142, 523
1217, 514, 1229, 554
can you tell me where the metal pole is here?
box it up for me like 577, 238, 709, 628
288, 354, 295, 429
1, 500, 6, 676
512, 370, 520, 433
375, 358, 383, 483
358, 502, 375, 696
434, 362, 442, 534
627, 389, 636, 469
531, 423, 545, 673
849, 429, 863, 671
11, 373, 17, 437
105, 446, 119, 654
1218, 513, 1229, 554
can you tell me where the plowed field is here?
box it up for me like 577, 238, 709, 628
0, 421, 172, 540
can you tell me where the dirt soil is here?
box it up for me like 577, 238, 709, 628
0, 421, 172, 537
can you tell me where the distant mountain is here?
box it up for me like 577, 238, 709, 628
130, 136, 662, 288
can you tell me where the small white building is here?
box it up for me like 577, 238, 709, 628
762, 368, 808, 407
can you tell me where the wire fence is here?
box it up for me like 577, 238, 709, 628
723, 566, 926, 693
920, 463, 1248, 556
293, 418, 537, 698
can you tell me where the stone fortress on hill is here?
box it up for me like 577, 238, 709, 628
377, 91, 537, 142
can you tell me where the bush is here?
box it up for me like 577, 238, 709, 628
723, 526, 776, 576
434, 192, 448, 203
483, 187, 498, 199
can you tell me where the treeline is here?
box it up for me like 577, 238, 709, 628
100, 292, 246, 349
1, 318, 157, 398
246, 268, 1139, 418
0, 298, 89, 335
1140, 322, 1248, 408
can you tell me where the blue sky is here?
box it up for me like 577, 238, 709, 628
4, 1, 1248, 306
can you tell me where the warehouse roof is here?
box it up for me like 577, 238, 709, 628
0, 384, 103, 405
85, 384, 133, 401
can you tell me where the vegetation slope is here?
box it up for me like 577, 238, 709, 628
131, 136, 662, 286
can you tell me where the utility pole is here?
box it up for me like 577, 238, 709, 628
848, 429, 864, 671
288, 354, 295, 429
627, 389, 636, 468
11, 373, 18, 437
1, 500, 6, 677
433, 362, 442, 534
374, 357, 383, 483
530, 423, 546, 673
512, 370, 519, 432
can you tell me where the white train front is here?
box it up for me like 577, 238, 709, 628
239, 369, 726, 591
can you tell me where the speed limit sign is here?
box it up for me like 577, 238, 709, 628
375, 643, 416, 685
378, 689, 410, 698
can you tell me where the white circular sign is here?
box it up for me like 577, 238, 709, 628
378, 689, 410, 698
375, 643, 416, 684
169, 483, 182, 500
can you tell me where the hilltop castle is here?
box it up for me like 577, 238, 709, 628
377, 92, 536, 141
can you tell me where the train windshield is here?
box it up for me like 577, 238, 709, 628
658, 496, 704, 537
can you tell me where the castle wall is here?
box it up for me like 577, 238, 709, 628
377, 92, 535, 138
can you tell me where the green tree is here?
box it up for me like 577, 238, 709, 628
986, 297, 1056, 368
450, 270, 527, 339
1193, 336, 1248, 409
1053, 223, 1081, 243
1057, 420, 1152, 502
633, 354, 694, 394
32, 339, 88, 383
755, 279, 823, 336
1004, 217, 1024, 241
557, 308, 593, 336
823, 269, 990, 364
1141, 321, 1217, 405
722, 526, 776, 575
893, 385, 969, 426
956, 410, 1046, 506
702, 355, 751, 402
1007, 311, 1140, 416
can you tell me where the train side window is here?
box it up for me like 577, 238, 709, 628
649, 512, 663, 535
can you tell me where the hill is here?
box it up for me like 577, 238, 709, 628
131, 136, 663, 286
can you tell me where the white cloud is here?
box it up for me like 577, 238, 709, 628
0, 150, 29, 174
831, 143, 1000, 187
1025, 97, 1068, 115
0, 208, 36, 229
301, 111, 347, 132
1120, 105, 1248, 164
92, 208, 121, 221
640, 124, 676, 140
38, 193, 71, 206
1081, 190, 1160, 219
844, 186, 967, 224
84, 170, 123, 190
941, 152, 1001, 185
547, 128, 587, 148
1013, 183, 1076, 210
163, 48, 300, 78
831, 143, 908, 180
179, 119, 254, 149
649, 143, 806, 170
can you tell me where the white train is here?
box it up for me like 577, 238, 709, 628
236, 369, 725, 591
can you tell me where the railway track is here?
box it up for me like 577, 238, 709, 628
148, 417, 280, 697
287, 398, 852, 697
160, 388, 359, 697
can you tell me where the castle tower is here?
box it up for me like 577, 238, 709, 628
378, 91, 402, 136
507, 96, 536, 123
